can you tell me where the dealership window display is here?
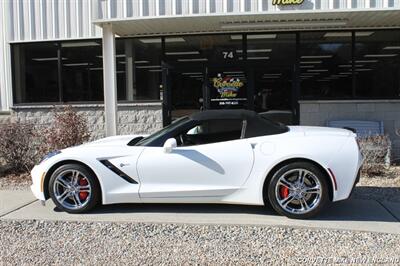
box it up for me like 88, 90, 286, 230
300, 31, 352, 99
12, 41, 104, 104
164, 34, 243, 117
116, 38, 162, 101
355, 30, 400, 98
247, 33, 296, 112
12, 42, 60, 103
61, 41, 104, 102
11, 30, 400, 106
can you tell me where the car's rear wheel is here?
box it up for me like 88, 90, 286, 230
48, 163, 100, 213
267, 162, 329, 219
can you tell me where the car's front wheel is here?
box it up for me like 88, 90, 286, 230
48, 163, 101, 213
267, 162, 329, 219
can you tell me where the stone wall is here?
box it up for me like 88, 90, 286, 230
300, 100, 400, 161
11, 102, 163, 140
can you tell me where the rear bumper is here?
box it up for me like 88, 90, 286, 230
349, 169, 361, 197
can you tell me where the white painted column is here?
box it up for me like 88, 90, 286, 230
0, 1, 13, 111
102, 23, 118, 136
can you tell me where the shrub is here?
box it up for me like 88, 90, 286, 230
38, 106, 91, 156
357, 135, 391, 176
0, 106, 91, 174
0, 122, 40, 173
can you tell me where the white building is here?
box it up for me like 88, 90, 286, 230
1, 0, 400, 158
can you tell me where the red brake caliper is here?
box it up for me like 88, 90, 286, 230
280, 186, 289, 198
78, 178, 89, 200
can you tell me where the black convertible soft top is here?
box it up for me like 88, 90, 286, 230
190, 109, 289, 137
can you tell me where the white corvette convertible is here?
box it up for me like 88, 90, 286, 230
31, 110, 363, 219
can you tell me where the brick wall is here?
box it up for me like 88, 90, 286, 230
11, 103, 163, 140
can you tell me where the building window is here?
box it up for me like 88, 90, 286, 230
370, 0, 376, 8
248, 33, 296, 112
355, 30, 400, 98
61, 41, 104, 102
12, 40, 104, 104
12, 43, 60, 103
352, 0, 357, 8
116, 38, 162, 101
165, 34, 244, 116
300, 32, 353, 99
388, 0, 394, 7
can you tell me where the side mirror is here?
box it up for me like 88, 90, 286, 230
163, 138, 177, 153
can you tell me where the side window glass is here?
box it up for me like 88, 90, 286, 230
177, 119, 243, 146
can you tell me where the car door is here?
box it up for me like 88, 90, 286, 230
136, 119, 255, 199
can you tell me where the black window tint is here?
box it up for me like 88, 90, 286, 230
12, 42, 60, 103
61, 41, 104, 102
182, 119, 243, 146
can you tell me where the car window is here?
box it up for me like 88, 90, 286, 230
133, 116, 190, 146
177, 119, 243, 146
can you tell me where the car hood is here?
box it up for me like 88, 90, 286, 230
81, 134, 148, 147
288, 126, 354, 137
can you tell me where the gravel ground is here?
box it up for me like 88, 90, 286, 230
0, 172, 31, 191
1, 168, 399, 265
0, 220, 399, 265
352, 166, 400, 203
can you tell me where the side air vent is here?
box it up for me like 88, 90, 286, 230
99, 160, 138, 184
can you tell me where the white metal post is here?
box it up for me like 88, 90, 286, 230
102, 23, 118, 136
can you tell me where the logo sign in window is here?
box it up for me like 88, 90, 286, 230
210, 74, 246, 108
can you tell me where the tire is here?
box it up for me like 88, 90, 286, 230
267, 162, 329, 219
48, 163, 101, 213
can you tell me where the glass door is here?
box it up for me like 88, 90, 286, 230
169, 66, 205, 120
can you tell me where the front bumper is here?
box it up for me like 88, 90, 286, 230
30, 165, 46, 201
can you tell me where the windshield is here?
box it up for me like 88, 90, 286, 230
134, 116, 190, 146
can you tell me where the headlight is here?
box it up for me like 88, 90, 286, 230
40, 150, 61, 164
